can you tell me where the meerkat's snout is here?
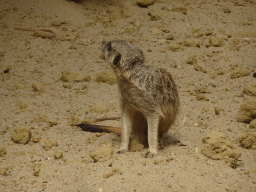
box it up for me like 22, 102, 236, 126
102, 41, 111, 52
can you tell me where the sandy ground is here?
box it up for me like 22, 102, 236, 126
0, 0, 256, 191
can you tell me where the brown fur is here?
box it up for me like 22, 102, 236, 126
102, 40, 179, 157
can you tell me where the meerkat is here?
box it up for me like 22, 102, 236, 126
76, 40, 179, 157
99, 40, 180, 158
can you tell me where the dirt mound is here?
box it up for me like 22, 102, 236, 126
201, 130, 241, 168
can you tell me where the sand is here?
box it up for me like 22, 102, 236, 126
0, 0, 256, 191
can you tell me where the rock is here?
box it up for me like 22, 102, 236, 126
51, 19, 67, 26
165, 33, 173, 40
181, 39, 200, 47
3, 68, 9, 73
12, 83, 26, 89
54, 151, 63, 159
60, 71, 78, 82
74, 74, 91, 82
167, 44, 183, 52
90, 143, 113, 162
120, 6, 133, 18
33, 31, 47, 39
205, 28, 213, 36
83, 116, 96, 124
69, 45, 77, 49
137, 0, 154, 7
201, 130, 241, 168
249, 119, 256, 129
18, 100, 27, 109
200, 86, 210, 93
214, 69, 224, 76
201, 106, 210, 113
209, 36, 225, 47
103, 167, 122, 179
222, 5, 231, 13
191, 28, 204, 38
231, 68, 250, 79
0, 168, 6, 176
0, 147, 7, 157
0, 51, 5, 58
73, 84, 88, 93
148, 11, 162, 21
95, 71, 117, 85
238, 132, 256, 149
129, 140, 144, 152
218, 28, 226, 35
87, 102, 109, 114
151, 27, 161, 35
33, 169, 40, 177
236, 99, 256, 123
253, 72, 256, 78
15, 100, 28, 114
243, 83, 256, 96
196, 94, 209, 101
81, 159, 90, 164
32, 82, 44, 92
186, 55, 197, 64
98, 16, 111, 23
49, 119, 60, 127
11, 126, 31, 144
229, 38, 240, 50
43, 139, 58, 151
194, 64, 206, 73
31, 132, 41, 143
214, 107, 220, 115
161, 27, 170, 33
171, 7, 187, 14
0, 128, 6, 135
62, 83, 73, 89
67, 116, 82, 126
100, 52, 105, 60
34, 114, 48, 123
91, 133, 105, 141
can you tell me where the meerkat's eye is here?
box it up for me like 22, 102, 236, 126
113, 54, 121, 65
106, 41, 111, 52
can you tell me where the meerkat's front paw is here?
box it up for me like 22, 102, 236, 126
116, 149, 128, 154
145, 151, 157, 158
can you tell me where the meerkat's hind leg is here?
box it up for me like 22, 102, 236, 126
146, 114, 160, 158
158, 115, 173, 149
116, 106, 132, 154
159, 137, 164, 149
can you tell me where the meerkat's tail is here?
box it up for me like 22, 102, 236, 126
75, 123, 121, 134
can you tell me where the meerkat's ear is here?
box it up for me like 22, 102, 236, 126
113, 53, 121, 65
106, 41, 111, 52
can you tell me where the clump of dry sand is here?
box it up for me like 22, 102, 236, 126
201, 130, 241, 168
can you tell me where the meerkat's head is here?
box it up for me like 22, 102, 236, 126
102, 41, 122, 70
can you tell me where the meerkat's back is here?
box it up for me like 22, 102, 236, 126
118, 64, 179, 137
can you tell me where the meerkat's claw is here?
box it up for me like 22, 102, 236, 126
145, 151, 157, 158
116, 149, 128, 154
159, 138, 164, 149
